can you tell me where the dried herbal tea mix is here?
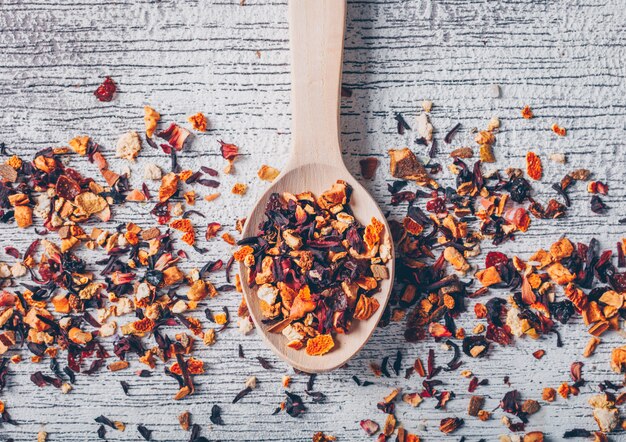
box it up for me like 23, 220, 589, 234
237, 180, 391, 355
0, 83, 623, 442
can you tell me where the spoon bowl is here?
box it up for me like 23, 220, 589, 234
240, 164, 395, 373
238, 0, 395, 373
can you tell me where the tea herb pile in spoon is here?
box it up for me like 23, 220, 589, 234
236, 180, 391, 355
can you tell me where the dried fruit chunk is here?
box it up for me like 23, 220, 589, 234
178, 411, 190, 431
416, 112, 433, 141
479, 144, 495, 163
143, 106, 160, 137
75, 192, 108, 216
353, 295, 380, 320
521, 399, 540, 415
257, 165, 280, 182
402, 392, 423, 407
583, 337, 600, 357
13, 205, 33, 228
69, 136, 90, 156
205, 222, 221, 240
116, 131, 142, 161
126, 189, 147, 202
305, 334, 334, 356
170, 219, 195, 246
523, 432, 544, 442
359, 419, 379, 435
552, 123, 566, 136
231, 183, 247, 195
317, 180, 348, 209
589, 394, 619, 432
159, 173, 179, 202
526, 151, 542, 180
68, 327, 93, 345
444, 246, 470, 274
450, 147, 473, 158
94, 76, 116, 102
388, 148, 436, 187
56, 175, 82, 200
546, 262, 575, 285
187, 112, 207, 132
521, 105, 533, 119
550, 237, 574, 260
475, 266, 502, 287
439, 417, 463, 434
468, 396, 484, 416
542, 387, 556, 402
363, 217, 384, 249
170, 357, 205, 375
610, 346, 626, 373
289, 286, 316, 319
359, 157, 379, 179
382, 413, 396, 436
474, 131, 495, 145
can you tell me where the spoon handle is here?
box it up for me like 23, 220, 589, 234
287, 0, 347, 168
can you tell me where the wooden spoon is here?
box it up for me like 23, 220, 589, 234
239, 0, 395, 373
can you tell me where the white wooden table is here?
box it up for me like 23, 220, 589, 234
1, 0, 625, 440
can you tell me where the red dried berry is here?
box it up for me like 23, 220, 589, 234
426, 197, 447, 214
56, 175, 82, 200
485, 251, 509, 269
94, 77, 116, 102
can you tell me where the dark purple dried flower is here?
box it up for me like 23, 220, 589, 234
285, 391, 306, 418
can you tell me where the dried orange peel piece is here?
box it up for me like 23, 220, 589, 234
289, 285, 316, 320
170, 357, 205, 375
170, 219, 195, 245
305, 334, 335, 356
233, 245, 254, 262
364, 217, 384, 249
159, 173, 179, 202
144, 106, 160, 137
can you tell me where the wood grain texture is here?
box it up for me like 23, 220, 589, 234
0, 0, 625, 440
